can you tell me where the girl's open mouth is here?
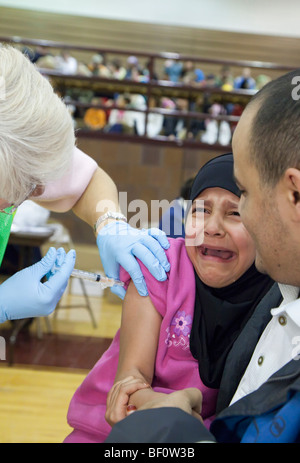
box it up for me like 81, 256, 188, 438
199, 245, 236, 262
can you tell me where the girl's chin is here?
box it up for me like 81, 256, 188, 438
195, 267, 238, 288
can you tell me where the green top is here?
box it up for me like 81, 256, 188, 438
0, 208, 16, 266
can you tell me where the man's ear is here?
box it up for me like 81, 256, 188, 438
284, 168, 300, 215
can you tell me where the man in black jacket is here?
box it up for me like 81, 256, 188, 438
106, 70, 300, 443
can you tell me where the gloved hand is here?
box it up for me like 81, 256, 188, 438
0, 247, 76, 323
97, 222, 170, 299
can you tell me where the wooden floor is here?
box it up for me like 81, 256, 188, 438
0, 245, 123, 443
0, 366, 87, 443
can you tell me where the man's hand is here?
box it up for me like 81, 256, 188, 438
138, 388, 203, 421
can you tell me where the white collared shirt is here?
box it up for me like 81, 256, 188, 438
230, 284, 300, 405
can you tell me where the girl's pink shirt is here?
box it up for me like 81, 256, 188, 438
65, 238, 218, 443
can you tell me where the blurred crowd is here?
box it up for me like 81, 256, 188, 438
24, 46, 271, 90
21, 45, 272, 145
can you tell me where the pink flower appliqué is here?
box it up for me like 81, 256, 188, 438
171, 310, 192, 337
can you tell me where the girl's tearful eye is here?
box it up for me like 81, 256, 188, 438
192, 206, 206, 215
226, 210, 241, 221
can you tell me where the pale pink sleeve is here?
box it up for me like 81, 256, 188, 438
34, 146, 98, 212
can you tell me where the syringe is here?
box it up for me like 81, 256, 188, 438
71, 268, 124, 289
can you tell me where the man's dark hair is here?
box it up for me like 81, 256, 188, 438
248, 68, 300, 186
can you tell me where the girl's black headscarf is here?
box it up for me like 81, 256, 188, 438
189, 153, 274, 389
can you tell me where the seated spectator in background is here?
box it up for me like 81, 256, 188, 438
142, 60, 159, 82
159, 177, 194, 238
125, 55, 142, 79
84, 107, 107, 131
26, 45, 49, 64
215, 65, 234, 91
160, 96, 176, 111
107, 59, 126, 80
181, 61, 205, 86
35, 52, 57, 70
127, 94, 146, 133
162, 98, 189, 139
134, 96, 164, 138
55, 50, 78, 75
76, 62, 92, 77
106, 94, 134, 133
187, 95, 207, 140
164, 59, 183, 83
129, 66, 145, 83
204, 73, 217, 88
88, 54, 110, 78
234, 67, 256, 90
187, 120, 205, 140
201, 103, 231, 146
255, 74, 272, 90
64, 153, 274, 443
218, 120, 232, 146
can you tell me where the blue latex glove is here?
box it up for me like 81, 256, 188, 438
97, 222, 170, 299
0, 247, 76, 323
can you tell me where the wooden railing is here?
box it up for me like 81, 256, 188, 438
0, 35, 296, 150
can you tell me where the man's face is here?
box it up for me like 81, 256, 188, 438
232, 105, 293, 283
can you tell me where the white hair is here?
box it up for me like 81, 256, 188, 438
0, 44, 75, 204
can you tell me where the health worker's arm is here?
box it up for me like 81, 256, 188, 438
34, 147, 170, 299
105, 281, 167, 426
34, 146, 116, 216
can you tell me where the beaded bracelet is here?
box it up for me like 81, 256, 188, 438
93, 211, 127, 232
